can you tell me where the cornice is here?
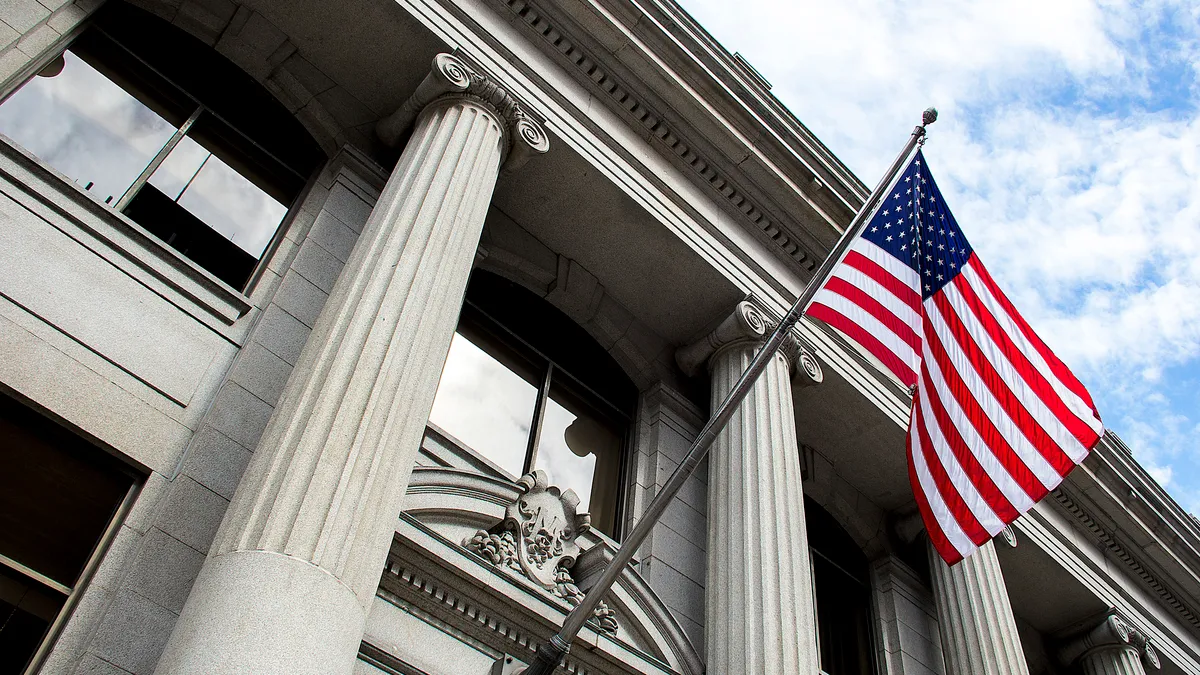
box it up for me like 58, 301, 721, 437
1054, 482, 1200, 633
496, 0, 842, 272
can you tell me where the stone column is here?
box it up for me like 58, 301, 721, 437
677, 299, 823, 675
155, 53, 548, 675
1059, 613, 1161, 675
928, 539, 1030, 675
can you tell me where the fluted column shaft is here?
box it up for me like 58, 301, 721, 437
1081, 647, 1148, 675
156, 55, 547, 675
699, 301, 820, 675
929, 540, 1030, 675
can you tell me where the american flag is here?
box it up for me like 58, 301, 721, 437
807, 150, 1104, 564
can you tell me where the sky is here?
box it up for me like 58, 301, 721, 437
676, 0, 1200, 512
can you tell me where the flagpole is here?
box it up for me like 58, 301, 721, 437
519, 107, 938, 675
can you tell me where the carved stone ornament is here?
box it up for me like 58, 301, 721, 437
675, 298, 823, 387
376, 52, 550, 171
463, 470, 618, 635
1058, 612, 1161, 671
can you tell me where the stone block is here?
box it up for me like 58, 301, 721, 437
273, 269, 328, 329
0, 0, 49, 33
46, 0, 85, 32
155, 475, 228, 554
124, 471, 169, 535
180, 426, 251, 500
0, 16, 17, 49
292, 238, 345, 294
648, 518, 705, 583
87, 589, 177, 675
308, 210, 360, 262
253, 302, 312, 366
75, 654, 133, 675
37, 0, 70, 11
205, 381, 274, 450
88, 525, 140, 593
642, 558, 704, 625
123, 527, 205, 613
171, 0, 235, 46
0, 40, 28, 81
659, 497, 706, 549
323, 180, 373, 233
316, 86, 376, 131
15, 20, 56, 57
282, 53, 333, 97
226, 340, 293, 407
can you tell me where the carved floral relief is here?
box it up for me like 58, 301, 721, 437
463, 470, 618, 635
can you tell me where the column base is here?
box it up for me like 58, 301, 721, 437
155, 550, 366, 675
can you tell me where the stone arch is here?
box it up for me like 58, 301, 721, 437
476, 207, 677, 392
120, 0, 379, 157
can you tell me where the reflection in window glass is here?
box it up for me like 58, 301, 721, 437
0, 50, 176, 204
535, 384, 622, 535
148, 134, 287, 258
428, 332, 538, 477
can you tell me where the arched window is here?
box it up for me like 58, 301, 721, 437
807, 497, 876, 675
0, 2, 324, 290
428, 270, 638, 538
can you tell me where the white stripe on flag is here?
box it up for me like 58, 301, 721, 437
916, 380, 1006, 535
920, 334, 1038, 511
853, 238, 922, 290
909, 412, 976, 558
941, 280, 1090, 465
925, 296, 1065, 490
830, 264, 922, 329
961, 264, 1103, 443
812, 291, 920, 370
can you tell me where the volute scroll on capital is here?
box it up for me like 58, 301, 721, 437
675, 298, 823, 387
376, 52, 550, 171
1058, 612, 1161, 671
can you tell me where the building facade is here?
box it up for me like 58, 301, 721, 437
0, 0, 1197, 673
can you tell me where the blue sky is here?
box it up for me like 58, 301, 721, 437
677, 0, 1200, 512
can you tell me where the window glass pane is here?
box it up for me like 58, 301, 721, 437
0, 49, 177, 204
428, 332, 539, 477
535, 381, 623, 535
147, 130, 287, 259
0, 566, 64, 675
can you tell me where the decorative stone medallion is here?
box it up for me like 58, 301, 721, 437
463, 470, 618, 635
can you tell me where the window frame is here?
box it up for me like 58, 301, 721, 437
439, 296, 635, 539
0, 16, 319, 296
0, 391, 143, 675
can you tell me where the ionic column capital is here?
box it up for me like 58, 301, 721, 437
377, 52, 550, 170
1059, 612, 1161, 672
674, 298, 822, 386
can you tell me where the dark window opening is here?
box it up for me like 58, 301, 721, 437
0, 392, 137, 674
0, 2, 323, 291
807, 497, 875, 675
428, 270, 638, 538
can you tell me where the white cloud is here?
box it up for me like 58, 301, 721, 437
679, 0, 1200, 502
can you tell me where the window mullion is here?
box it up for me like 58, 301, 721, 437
113, 105, 202, 211
522, 363, 554, 476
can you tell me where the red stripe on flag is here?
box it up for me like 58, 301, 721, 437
931, 290, 1077, 478
912, 398, 991, 546
808, 302, 918, 387
966, 259, 1101, 418
951, 273, 1102, 452
922, 305, 1050, 502
843, 250, 923, 311
823, 277, 921, 351
919, 356, 1022, 522
907, 425, 963, 565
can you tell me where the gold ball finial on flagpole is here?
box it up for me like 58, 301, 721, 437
922, 107, 939, 126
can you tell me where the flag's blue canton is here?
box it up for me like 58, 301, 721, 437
859, 150, 973, 300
